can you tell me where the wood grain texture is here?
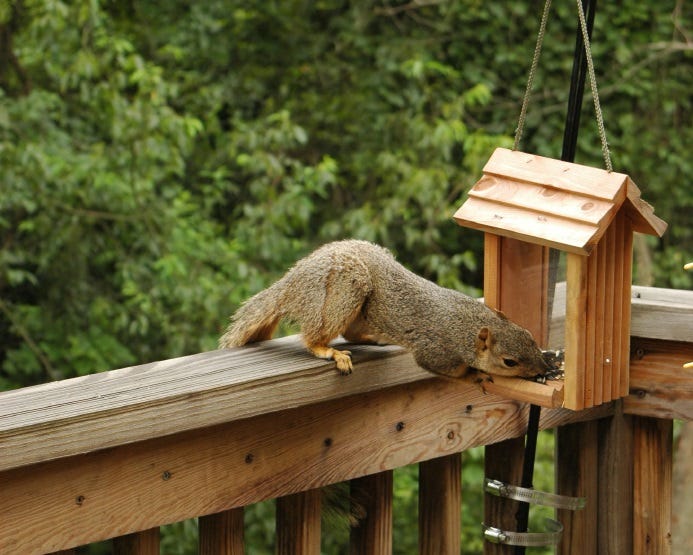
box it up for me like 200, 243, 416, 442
349, 471, 393, 555
199, 508, 244, 555
624, 339, 693, 420
556, 421, 599, 555
276, 489, 322, 555
597, 404, 634, 554
0, 378, 611, 553
565, 254, 588, 410
482, 148, 628, 201
633, 416, 673, 554
452, 148, 652, 255
419, 454, 461, 555
0, 337, 429, 472
480, 374, 563, 408
483, 437, 525, 555
113, 528, 160, 555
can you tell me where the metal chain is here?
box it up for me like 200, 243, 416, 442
575, 0, 612, 171
513, 0, 552, 151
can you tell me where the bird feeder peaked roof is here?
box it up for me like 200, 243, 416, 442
453, 148, 667, 255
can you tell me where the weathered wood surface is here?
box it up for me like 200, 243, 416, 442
112, 528, 160, 555
0, 377, 612, 553
633, 416, 673, 554
419, 454, 461, 555
549, 284, 693, 345
624, 338, 693, 421
276, 489, 322, 555
556, 421, 599, 554
349, 471, 393, 555
199, 508, 244, 555
480, 373, 564, 408
0, 337, 429, 472
454, 148, 665, 254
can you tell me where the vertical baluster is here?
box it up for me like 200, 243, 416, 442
419, 454, 461, 555
350, 471, 393, 554
276, 489, 322, 555
113, 527, 160, 554
199, 508, 245, 554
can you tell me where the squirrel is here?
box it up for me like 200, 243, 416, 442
219, 239, 549, 379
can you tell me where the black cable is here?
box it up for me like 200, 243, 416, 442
513, 403, 542, 555
561, 0, 598, 164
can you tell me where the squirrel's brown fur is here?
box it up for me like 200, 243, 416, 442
219, 240, 548, 379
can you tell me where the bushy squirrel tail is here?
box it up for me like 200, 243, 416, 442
218, 283, 283, 348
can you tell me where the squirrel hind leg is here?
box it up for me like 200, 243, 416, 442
306, 343, 353, 375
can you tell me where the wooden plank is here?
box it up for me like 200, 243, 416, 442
483, 148, 628, 200
620, 216, 634, 398
544, 283, 693, 344
565, 254, 588, 410
483, 233, 502, 308
556, 421, 599, 554
601, 220, 616, 402
597, 402, 634, 553
611, 215, 626, 400
630, 286, 693, 343
585, 244, 599, 407
624, 339, 693, 420
419, 454, 461, 555
469, 175, 615, 225
276, 489, 321, 555
483, 437, 525, 555
497, 237, 549, 343
0, 337, 430, 472
454, 196, 599, 255
199, 508, 244, 555
633, 416, 673, 554
349, 471, 392, 555
113, 528, 160, 555
480, 374, 564, 408
625, 178, 668, 237
0, 378, 612, 553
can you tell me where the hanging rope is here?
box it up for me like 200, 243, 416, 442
514, 0, 613, 172
575, 0, 612, 171
513, 0, 552, 151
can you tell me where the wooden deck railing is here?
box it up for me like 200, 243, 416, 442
1, 286, 691, 554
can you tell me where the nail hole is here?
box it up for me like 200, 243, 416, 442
395, 421, 405, 432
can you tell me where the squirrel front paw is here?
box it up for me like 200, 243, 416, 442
307, 344, 353, 375
333, 350, 353, 375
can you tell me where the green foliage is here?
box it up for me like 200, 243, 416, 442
1, 0, 690, 552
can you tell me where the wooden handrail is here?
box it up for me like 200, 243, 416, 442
0, 285, 691, 553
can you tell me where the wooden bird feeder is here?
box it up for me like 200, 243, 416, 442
454, 147, 667, 410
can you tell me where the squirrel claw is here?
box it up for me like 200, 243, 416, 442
333, 350, 353, 375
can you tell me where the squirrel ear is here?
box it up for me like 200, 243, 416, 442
476, 327, 492, 351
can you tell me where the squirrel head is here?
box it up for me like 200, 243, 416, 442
473, 322, 549, 378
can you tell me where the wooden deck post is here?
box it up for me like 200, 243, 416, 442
276, 489, 322, 555
350, 471, 393, 554
419, 453, 462, 555
633, 416, 673, 554
199, 508, 245, 554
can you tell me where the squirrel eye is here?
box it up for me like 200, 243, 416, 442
503, 358, 519, 368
